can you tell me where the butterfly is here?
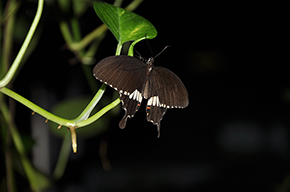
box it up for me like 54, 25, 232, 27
93, 53, 188, 137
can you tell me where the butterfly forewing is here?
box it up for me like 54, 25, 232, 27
148, 67, 189, 108
93, 56, 147, 93
93, 55, 147, 129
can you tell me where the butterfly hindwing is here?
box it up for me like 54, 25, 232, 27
146, 102, 167, 138
119, 89, 143, 129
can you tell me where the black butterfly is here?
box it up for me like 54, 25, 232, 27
93, 54, 188, 137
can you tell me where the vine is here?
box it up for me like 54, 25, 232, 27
0, 0, 156, 190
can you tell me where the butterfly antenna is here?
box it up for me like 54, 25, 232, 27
154, 45, 170, 59
144, 33, 170, 59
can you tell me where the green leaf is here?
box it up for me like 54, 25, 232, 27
93, 2, 157, 45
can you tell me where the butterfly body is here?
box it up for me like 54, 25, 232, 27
93, 55, 188, 137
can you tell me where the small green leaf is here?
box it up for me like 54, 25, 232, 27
94, 2, 157, 45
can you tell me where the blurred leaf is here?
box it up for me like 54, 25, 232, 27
13, 149, 51, 191
58, 0, 93, 17
49, 96, 108, 139
22, 134, 35, 153
73, 0, 93, 17
31, 170, 51, 191
94, 2, 157, 44
57, 0, 71, 14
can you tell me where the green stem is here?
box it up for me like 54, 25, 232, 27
0, 87, 75, 127
81, 32, 106, 65
0, 101, 47, 191
2, 0, 19, 76
5, 123, 14, 192
0, 85, 120, 154
0, 85, 119, 129
69, 24, 108, 51
53, 133, 71, 180
113, 0, 123, 7
0, 0, 43, 88
74, 83, 106, 122
128, 37, 145, 56
76, 97, 120, 127
71, 17, 82, 41
125, 0, 143, 12
59, 20, 74, 44
115, 42, 122, 55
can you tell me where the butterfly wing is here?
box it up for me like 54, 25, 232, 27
151, 67, 189, 108
93, 55, 147, 128
145, 66, 189, 137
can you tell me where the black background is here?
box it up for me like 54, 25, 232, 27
8, 0, 290, 191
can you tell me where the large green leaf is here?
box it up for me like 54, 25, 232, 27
94, 2, 157, 45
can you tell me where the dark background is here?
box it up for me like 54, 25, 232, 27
9, 0, 289, 191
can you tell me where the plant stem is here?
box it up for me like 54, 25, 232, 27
0, 85, 120, 154
69, 24, 108, 51
128, 37, 145, 56
71, 17, 82, 41
53, 133, 71, 179
0, 85, 120, 129
113, 0, 123, 7
125, 0, 143, 12
0, 87, 75, 127
5, 120, 14, 192
76, 97, 120, 127
59, 20, 74, 44
0, 0, 44, 88
2, 0, 19, 76
74, 83, 106, 122
0, 101, 48, 191
115, 42, 122, 55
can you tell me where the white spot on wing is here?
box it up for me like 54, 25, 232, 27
129, 89, 142, 102
147, 96, 162, 107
